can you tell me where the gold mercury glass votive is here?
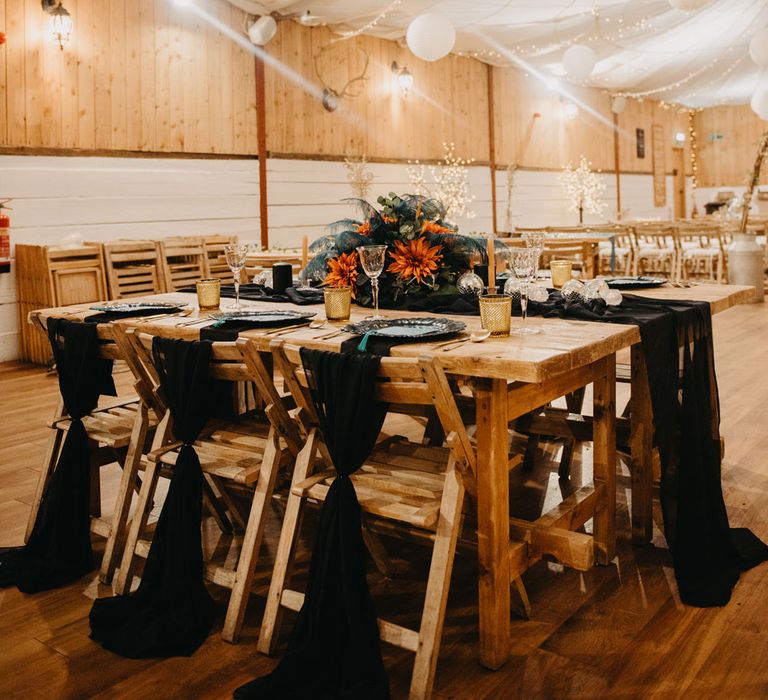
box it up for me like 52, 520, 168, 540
324, 286, 352, 321
550, 260, 573, 288
196, 278, 221, 311
478, 294, 512, 337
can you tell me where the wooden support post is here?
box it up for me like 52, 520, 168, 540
474, 377, 510, 670
487, 64, 498, 234
613, 112, 622, 220
255, 52, 269, 250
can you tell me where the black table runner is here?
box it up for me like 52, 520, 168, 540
179, 283, 324, 306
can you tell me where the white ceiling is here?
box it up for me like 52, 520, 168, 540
253, 0, 768, 107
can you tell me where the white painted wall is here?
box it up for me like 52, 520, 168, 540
0, 153, 673, 361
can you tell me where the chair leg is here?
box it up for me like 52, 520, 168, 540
114, 459, 162, 595
99, 405, 150, 584
409, 460, 465, 700
222, 430, 283, 643
202, 475, 233, 534
25, 422, 64, 542
257, 429, 318, 655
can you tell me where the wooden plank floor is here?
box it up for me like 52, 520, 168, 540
1, 303, 767, 699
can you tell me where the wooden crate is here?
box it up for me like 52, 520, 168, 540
16, 243, 107, 365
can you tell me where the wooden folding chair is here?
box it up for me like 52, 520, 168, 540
101, 240, 165, 299
158, 237, 207, 291
25, 319, 158, 585
255, 341, 484, 700
202, 234, 238, 281
678, 223, 726, 283
114, 330, 297, 643
632, 224, 679, 281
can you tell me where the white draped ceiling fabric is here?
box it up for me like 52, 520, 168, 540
251, 0, 768, 107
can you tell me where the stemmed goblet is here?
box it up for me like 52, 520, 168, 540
357, 245, 388, 319
224, 242, 250, 310
509, 247, 541, 335
522, 231, 546, 279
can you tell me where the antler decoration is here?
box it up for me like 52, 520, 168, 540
314, 44, 370, 112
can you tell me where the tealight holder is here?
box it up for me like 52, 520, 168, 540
479, 294, 511, 337
323, 286, 352, 321
196, 278, 221, 311
550, 260, 573, 288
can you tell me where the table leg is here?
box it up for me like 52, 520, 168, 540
629, 345, 654, 544
474, 377, 511, 670
593, 354, 616, 565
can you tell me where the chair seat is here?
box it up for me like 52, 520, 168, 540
599, 246, 630, 257
637, 246, 674, 257
293, 438, 449, 529
149, 415, 274, 484
50, 398, 148, 448
684, 247, 721, 258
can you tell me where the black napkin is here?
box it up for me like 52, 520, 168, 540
179, 284, 324, 306
83, 307, 184, 324
0, 318, 116, 593
200, 319, 311, 342
233, 349, 390, 700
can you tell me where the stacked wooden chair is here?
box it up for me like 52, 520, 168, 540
158, 237, 208, 291
101, 240, 165, 299
26, 318, 158, 585
113, 329, 300, 642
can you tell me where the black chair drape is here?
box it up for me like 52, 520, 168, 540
234, 349, 390, 700
533, 292, 768, 606
89, 337, 225, 658
0, 318, 115, 593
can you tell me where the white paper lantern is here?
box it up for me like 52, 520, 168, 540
749, 28, 768, 68
668, 0, 710, 9
406, 13, 455, 62
751, 86, 768, 121
562, 44, 597, 81
611, 95, 627, 114
248, 15, 277, 46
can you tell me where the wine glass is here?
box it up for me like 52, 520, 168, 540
224, 242, 250, 310
522, 231, 546, 280
509, 247, 540, 335
356, 245, 388, 319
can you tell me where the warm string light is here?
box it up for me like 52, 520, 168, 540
407, 142, 476, 222
676, 53, 749, 105
688, 110, 699, 194
561, 156, 606, 223
331, 0, 402, 42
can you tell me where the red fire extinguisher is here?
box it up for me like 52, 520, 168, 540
0, 199, 11, 274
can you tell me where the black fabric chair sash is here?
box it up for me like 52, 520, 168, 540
89, 337, 226, 658
0, 318, 116, 593
234, 349, 391, 700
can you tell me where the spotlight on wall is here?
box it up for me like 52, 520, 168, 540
298, 10, 321, 27
674, 131, 687, 145
41, 0, 73, 50
247, 15, 277, 46
563, 102, 579, 121
391, 61, 414, 98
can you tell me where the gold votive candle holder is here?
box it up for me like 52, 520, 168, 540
478, 294, 511, 337
550, 260, 573, 288
196, 278, 221, 311
323, 286, 352, 321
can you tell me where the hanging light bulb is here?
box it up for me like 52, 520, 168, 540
44, 1, 73, 50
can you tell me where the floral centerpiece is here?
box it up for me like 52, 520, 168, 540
303, 193, 490, 308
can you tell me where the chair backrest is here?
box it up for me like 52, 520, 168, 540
272, 342, 477, 481
158, 237, 206, 291
202, 235, 238, 280
631, 225, 679, 249
102, 240, 165, 299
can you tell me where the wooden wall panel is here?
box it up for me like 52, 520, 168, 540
0, 0, 258, 155
694, 105, 768, 188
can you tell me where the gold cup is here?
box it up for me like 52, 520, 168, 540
323, 286, 352, 321
478, 294, 511, 337
196, 278, 221, 311
550, 260, 573, 288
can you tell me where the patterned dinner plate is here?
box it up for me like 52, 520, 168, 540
604, 276, 667, 289
209, 309, 316, 327
343, 317, 466, 341
89, 301, 187, 313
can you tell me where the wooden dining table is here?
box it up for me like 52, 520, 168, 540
29, 281, 754, 672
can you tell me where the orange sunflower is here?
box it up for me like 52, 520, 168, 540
324, 250, 360, 294
356, 220, 371, 235
421, 220, 452, 235
382, 215, 398, 224
387, 237, 443, 284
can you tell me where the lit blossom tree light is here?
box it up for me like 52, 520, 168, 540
561, 156, 606, 224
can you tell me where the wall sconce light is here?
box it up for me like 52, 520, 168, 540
563, 102, 579, 121
674, 131, 687, 144
246, 15, 278, 46
391, 61, 414, 98
42, 0, 72, 50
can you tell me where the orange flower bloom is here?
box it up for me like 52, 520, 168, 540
356, 220, 371, 235
382, 215, 398, 224
324, 250, 359, 293
421, 220, 452, 234
387, 238, 443, 284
